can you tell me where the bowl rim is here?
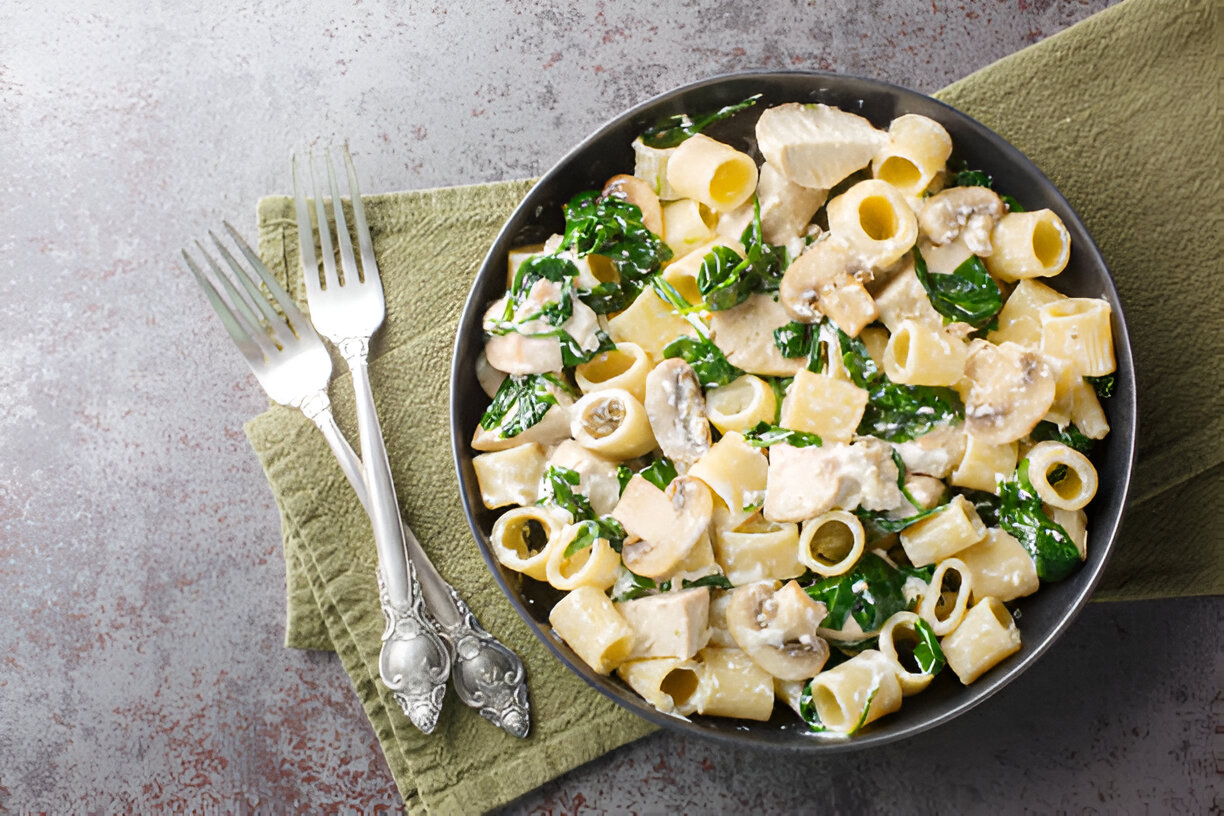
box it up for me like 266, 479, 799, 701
449, 69, 1137, 751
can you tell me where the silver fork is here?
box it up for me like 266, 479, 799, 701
293, 145, 530, 737
181, 224, 365, 497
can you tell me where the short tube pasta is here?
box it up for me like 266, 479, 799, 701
882, 320, 969, 387
804, 650, 903, 734
713, 519, 803, 585
798, 510, 865, 577
985, 209, 1071, 281
617, 657, 702, 715
918, 557, 973, 637
941, 597, 1022, 684
661, 198, 719, 257
549, 585, 636, 675
1039, 297, 1116, 377
1024, 441, 1099, 511
545, 528, 622, 591
705, 374, 777, 435
872, 114, 952, 196
571, 388, 657, 459
878, 611, 938, 695
899, 495, 987, 567
666, 134, 759, 212
826, 179, 918, 268
489, 506, 565, 581
692, 647, 776, 721
574, 342, 651, 403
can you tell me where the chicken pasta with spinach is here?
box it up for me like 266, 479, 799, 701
470, 98, 1115, 736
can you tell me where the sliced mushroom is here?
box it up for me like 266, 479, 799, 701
778, 237, 878, 336
918, 186, 1005, 256
643, 358, 712, 466
603, 173, 664, 236
725, 580, 830, 681
611, 474, 713, 579
963, 339, 1056, 445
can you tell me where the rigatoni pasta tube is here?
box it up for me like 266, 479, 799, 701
574, 342, 651, 403
570, 388, 656, 459
918, 557, 973, 637
489, 506, 565, 581
950, 435, 1018, 494
661, 198, 718, 258
705, 374, 777, 435
985, 209, 1071, 281
899, 495, 987, 566
878, 611, 938, 695
548, 585, 636, 675
713, 519, 803, 585
872, 114, 952, 196
826, 179, 918, 268
616, 658, 702, 715
941, 597, 1022, 684
689, 431, 770, 533
691, 647, 776, 721
545, 528, 622, 591
804, 650, 903, 734
779, 370, 869, 443
798, 510, 865, 577
666, 133, 759, 212
882, 320, 970, 387
1024, 441, 1099, 511
958, 528, 1040, 603
1039, 297, 1115, 377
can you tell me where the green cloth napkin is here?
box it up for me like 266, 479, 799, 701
244, 0, 1221, 810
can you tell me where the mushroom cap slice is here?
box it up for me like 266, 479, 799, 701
725, 580, 830, 681
611, 474, 713, 579
918, 186, 1005, 255
963, 339, 1056, 445
644, 358, 712, 466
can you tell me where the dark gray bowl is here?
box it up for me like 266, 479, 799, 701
450, 71, 1136, 750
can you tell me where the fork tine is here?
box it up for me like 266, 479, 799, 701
220, 221, 315, 339
325, 146, 361, 284
307, 150, 342, 292
291, 152, 324, 300
208, 230, 296, 349
181, 247, 269, 367
342, 143, 380, 284
192, 240, 282, 356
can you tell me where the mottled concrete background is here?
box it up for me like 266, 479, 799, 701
1, 0, 1219, 813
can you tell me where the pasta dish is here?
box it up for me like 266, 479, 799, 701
467, 96, 1116, 735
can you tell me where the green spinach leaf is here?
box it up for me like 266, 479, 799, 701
662, 335, 743, 388
912, 246, 1003, 329
742, 420, 822, 448
997, 459, 1081, 582
838, 328, 964, 443
479, 374, 562, 439
911, 617, 946, 675
805, 552, 915, 634
1085, 374, 1115, 398
640, 94, 762, 149
1030, 421, 1094, 455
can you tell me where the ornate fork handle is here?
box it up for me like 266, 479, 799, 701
339, 337, 452, 734
436, 586, 531, 738
299, 388, 531, 737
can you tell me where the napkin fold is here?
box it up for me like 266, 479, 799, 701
244, 0, 1222, 810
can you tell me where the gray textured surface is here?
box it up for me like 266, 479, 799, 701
1, 0, 1219, 812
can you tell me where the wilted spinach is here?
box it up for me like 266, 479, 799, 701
912, 246, 1003, 329
742, 420, 822, 449
662, 335, 743, 388
805, 552, 916, 634
639, 94, 761, 149
838, 328, 963, 443
997, 459, 1081, 582
479, 373, 566, 439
